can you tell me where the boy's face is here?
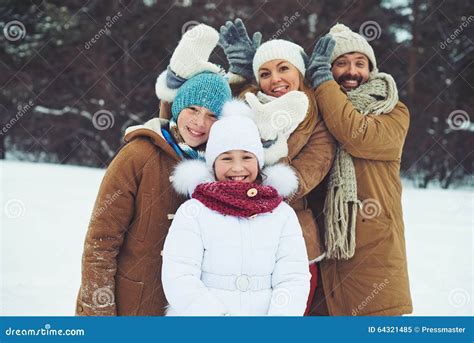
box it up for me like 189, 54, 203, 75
331, 52, 370, 91
214, 150, 258, 183
177, 106, 217, 147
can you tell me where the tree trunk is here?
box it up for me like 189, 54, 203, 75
0, 136, 5, 159
407, 0, 419, 104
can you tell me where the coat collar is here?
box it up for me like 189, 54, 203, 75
124, 118, 181, 161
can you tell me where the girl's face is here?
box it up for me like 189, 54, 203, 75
177, 106, 217, 147
214, 150, 259, 183
258, 59, 301, 97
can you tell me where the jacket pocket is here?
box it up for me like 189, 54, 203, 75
355, 211, 392, 251
130, 192, 152, 242
115, 274, 145, 316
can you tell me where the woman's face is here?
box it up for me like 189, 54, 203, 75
214, 150, 258, 183
258, 59, 301, 97
177, 106, 217, 147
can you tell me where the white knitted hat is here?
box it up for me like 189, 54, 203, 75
253, 39, 307, 82
205, 100, 264, 170
329, 23, 378, 72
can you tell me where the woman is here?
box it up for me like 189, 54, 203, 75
76, 70, 232, 315
218, 19, 336, 315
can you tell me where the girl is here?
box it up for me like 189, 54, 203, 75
219, 19, 336, 315
162, 101, 311, 316
76, 71, 232, 315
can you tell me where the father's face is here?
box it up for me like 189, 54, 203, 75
331, 52, 370, 91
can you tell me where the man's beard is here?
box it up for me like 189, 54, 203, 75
336, 73, 364, 89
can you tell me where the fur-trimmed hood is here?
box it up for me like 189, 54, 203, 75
171, 159, 298, 199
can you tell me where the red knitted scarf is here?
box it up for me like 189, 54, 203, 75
192, 181, 282, 218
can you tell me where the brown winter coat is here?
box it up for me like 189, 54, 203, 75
238, 86, 336, 262
311, 80, 413, 316
76, 117, 187, 316
282, 106, 336, 261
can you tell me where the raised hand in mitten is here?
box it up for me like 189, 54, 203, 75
245, 91, 309, 165
244, 91, 308, 139
306, 34, 336, 89
156, 24, 222, 102
218, 18, 262, 81
170, 24, 222, 79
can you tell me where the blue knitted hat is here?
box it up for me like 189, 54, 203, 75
171, 72, 232, 121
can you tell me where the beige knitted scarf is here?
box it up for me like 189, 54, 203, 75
324, 72, 399, 260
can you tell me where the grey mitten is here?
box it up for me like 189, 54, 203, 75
218, 18, 262, 81
306, 34, 336, 88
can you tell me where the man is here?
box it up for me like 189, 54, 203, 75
306, 23, 412, 316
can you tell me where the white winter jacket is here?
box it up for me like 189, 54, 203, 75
161, 160, 310, 316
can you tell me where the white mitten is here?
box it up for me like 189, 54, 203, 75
263, 132, 289, 165
170, 24, 222, 79
244, 91, 309, 139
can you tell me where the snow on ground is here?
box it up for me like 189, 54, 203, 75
1, 161, 472, 316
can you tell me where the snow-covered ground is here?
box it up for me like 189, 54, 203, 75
1, 161, 472, 316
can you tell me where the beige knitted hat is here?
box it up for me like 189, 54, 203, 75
329, 23, 378, 73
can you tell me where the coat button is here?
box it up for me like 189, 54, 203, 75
247, 188, 258, 197
235, 275, 250, 292
167, 214, 175, 220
